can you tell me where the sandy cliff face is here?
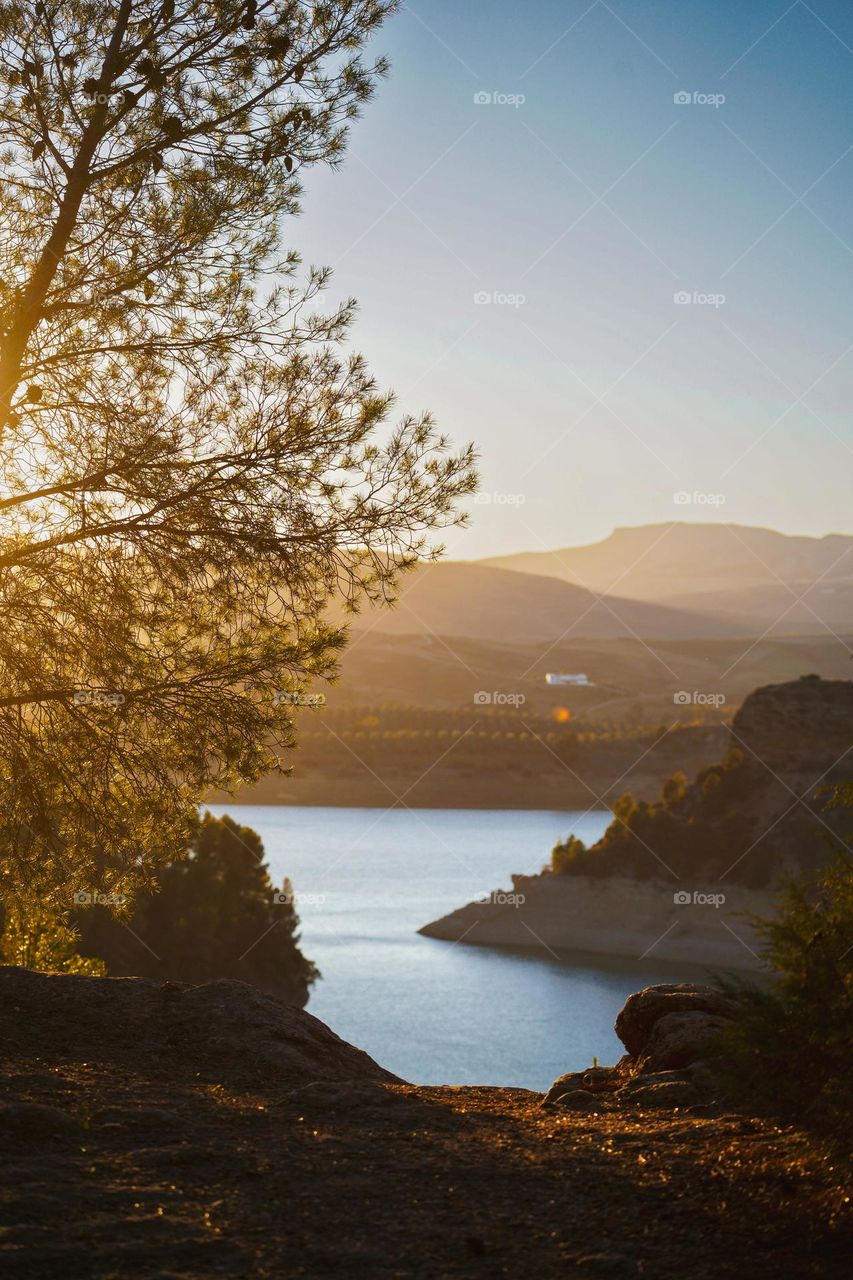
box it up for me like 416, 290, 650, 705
419, 875, 771, 973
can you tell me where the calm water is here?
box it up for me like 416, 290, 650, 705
206, 805, 706, 1090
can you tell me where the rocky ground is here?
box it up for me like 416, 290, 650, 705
1, 970, 850, 1278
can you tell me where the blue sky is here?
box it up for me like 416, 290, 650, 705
289, 0, 853, 557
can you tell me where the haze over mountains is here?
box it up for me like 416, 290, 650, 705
333, 524, 853, 717
346, 560, 740, 644
347, 524, 853, 645
480, 524, 853, 635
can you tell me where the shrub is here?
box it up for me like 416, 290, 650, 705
551, 834, 587, 875
0, 902, 105, 976
712, 855, 853, 1137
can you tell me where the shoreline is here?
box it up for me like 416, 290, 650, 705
419, 872, 773, 974
206, 794, 612, 812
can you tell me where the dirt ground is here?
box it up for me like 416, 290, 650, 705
1, 1061, 850, 1279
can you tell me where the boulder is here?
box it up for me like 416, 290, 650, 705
541, 1066, 617, 1107
549, 1090, 600, 1112
542, 984, 741, 1114
0, 966, 401, 1090
615, 983, 741, 1057
622, 1080, 698, 1109
638, 1011, 730, 1072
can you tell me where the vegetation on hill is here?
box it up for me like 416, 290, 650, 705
549, 678, 853, 887
550, 747, 849, 887
550, 747, 785, 887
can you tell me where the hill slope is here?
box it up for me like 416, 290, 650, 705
480, 524, 853, 632
345, 560, 747, 644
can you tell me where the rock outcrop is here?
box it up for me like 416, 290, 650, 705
0, 966, 400, 1089
732, 674, 853, 770
542, 982, 740, 1112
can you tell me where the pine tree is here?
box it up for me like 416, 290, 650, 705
0, 2, 475, 908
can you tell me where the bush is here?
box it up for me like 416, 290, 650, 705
712, 855, 853, 1137
0, 902, 105, 976
74, 814, 319, 1007
551, 834, 587, 875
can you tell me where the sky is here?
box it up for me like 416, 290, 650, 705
287, 0, 853, 558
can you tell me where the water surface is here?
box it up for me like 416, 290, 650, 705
207, 804, 708, 1090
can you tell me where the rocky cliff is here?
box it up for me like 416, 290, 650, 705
419, 677, 853, 965
731, 673, 853, 770
0, 966, 399, 1090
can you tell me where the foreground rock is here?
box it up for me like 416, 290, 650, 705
542, 983, 740, 1113
0, 966, 399, 1089
1, 970, 850, 1278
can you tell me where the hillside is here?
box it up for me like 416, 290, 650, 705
480, 524, 853, 633
559, 674, 853, 888
418, 677, 853, 963
341, 560, 746, 644
328, 631, 853, 716
223, 639, 853, 809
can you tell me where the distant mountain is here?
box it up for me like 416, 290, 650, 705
479, 524, 853, 634
345, 561, 748, 644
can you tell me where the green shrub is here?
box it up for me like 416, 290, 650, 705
551, 834, 587, 875
712, 856, 853, 1137
0, 902, 106, 975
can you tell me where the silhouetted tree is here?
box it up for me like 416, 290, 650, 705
0, 1, 475, 910
75, 813, 318, 1005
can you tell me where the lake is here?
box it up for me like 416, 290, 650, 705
206, 804, 706, 1091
